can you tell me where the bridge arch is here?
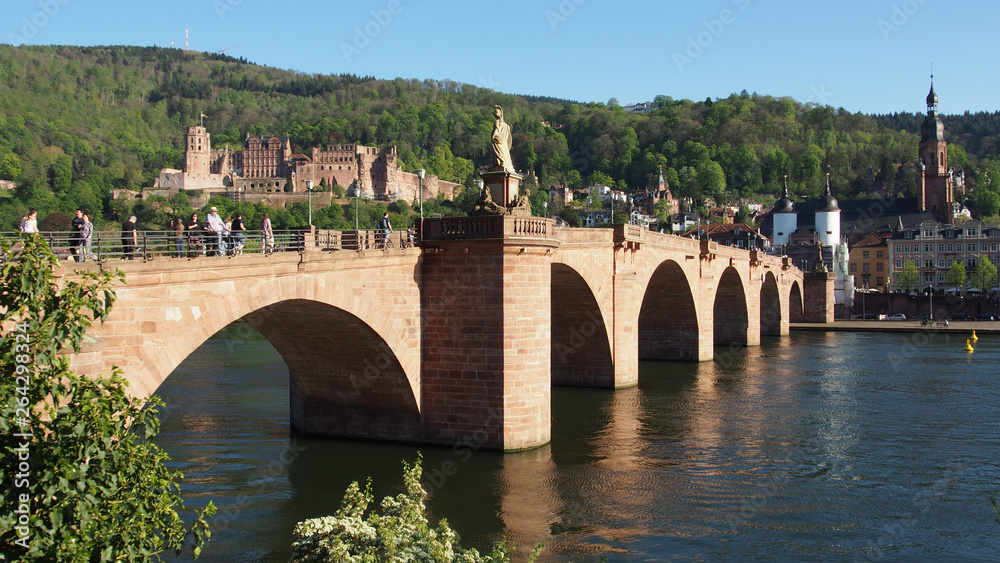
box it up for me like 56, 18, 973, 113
638, 260, 700, 361
73, 261, 423, 438
248, 299, 421, 440
789, 281, 804, 322
550, 263, 614, 387
714, 266, 749, 346
760, 271, 782, 336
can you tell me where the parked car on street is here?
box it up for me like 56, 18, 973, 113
951, 312, 976, 321
888, 314, 907, 320
912, 314, 931, 321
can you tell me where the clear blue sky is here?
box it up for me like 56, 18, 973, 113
6, 0, 998, 115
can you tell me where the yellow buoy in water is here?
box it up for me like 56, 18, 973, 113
965, 339, 975, 353
971, 330, 979, 343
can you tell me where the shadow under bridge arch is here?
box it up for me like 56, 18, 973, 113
638, 260, 700, 361
760, 271, 782, 336
714, 266, 749, 346
550, 264, 614, 387
244, 299, 421, 442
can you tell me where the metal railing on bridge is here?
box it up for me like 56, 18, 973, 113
0, 228, 418, 263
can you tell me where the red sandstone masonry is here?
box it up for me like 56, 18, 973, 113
63, 223, 815, 452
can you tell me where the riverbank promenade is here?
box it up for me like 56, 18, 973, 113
793, 319, 1000, 334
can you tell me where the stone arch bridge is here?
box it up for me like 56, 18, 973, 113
69, 217, 832, 451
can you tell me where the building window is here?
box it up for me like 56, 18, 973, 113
969, 243, 976, 252
938, 273, 946, 283
924, 273, 934, 282
925, 259, 933, 268
939, 244, 945, 252
877, 277, 884, 286
850, 263, 857, 272
925, 244, 933, 252
877, 250, 883, 258
983, 243, 989, 252
968, 228, 977, 236
877, 263, 883, 272
969, 258, 977, 268
924, 229, 934, 237
863, 251, 870, 259
895, 259, 902, 269
947, 244, 954, 252
904, 244, 910, 253
939, 259, 945, 268
992, 244, 998, 252
896, 244, 902, 253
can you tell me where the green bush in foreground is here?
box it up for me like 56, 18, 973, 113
292, 455, 540, 562
0, 235, 215, 561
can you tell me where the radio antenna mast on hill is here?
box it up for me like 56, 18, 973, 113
185, 27, 189, 51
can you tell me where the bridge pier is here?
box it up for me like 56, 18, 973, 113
419, 217, 559, 451
803, 271, 836, 323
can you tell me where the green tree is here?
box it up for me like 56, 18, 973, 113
947, 260, 967, 288
0, 152, 23, 181
697, 161, 727, 201
291, 455, 536, 562
972, 256, 997, 292
896, 259, 920, 292
975, 189, 1000, 218
0, 235, 215, 561
49, 155, 73, 194
558, 206, 582, 227
652, 198, 673, 225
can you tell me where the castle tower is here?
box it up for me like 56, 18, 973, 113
919, 78, 954, 223
771, 176, 797, 248
184, 126, 211, 176
814, 173, 841, 252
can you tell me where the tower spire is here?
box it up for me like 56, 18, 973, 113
926, 70, 938, 112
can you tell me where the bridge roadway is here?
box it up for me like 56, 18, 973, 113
68, 216, 831, 451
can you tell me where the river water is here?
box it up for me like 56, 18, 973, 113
155, 323, 1000, 562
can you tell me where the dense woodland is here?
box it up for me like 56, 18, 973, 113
1, 44, 1000, 233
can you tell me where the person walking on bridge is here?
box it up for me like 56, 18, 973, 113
186, 213, 202, 257
206, 206, 225, 256
260, 212, 274, 254
19, 208, 37, 234
70, 208, 84, 262
120, 215, 137, 260
378, 212, 392, 248
80, 213, 96, 262
171, 216, 184, 257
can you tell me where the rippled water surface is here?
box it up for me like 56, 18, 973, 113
156, 325, 1000, 562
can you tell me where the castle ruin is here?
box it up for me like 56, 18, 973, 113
156, 126, 459, 203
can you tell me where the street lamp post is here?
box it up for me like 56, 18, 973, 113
477, 178, 484, 196
417, 169, 426, 220
929, 282, 934, 320
862, 272, 871, 320
306, 180, 313, 227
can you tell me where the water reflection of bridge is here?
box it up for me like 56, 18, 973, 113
69, 216, 832, 451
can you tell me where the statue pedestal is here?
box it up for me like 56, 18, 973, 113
481, 170, 522, 208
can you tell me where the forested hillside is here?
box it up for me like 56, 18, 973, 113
1, 44, 999, 232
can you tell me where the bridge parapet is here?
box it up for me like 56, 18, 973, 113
421, 216, 555, 241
